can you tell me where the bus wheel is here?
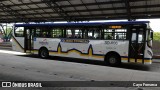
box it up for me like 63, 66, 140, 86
39, 48, 49, 59
105, 54, 121, 66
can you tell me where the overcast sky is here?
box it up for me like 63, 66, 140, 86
145, 19, 160, 32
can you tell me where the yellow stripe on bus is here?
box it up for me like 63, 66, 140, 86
49, 50, 104, 58
121, 58, 128, 60
48, 45, 104, 58
121, 58, 152, 63
144, 60, 152, 63
137, 59, 143, 63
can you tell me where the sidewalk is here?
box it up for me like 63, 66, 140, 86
153, 55, 160, 59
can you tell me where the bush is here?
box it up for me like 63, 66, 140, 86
153, 32, 160, 41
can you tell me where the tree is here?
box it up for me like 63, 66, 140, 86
153, 32, 160, 41
3, 27, 12, 42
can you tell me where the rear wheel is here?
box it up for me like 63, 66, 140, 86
105, 54, 121, 66
39, 48, 49, 59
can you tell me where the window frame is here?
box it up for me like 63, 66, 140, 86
51, 28, 64, 38
14, 27, 25, 37
102, 27, 128, 40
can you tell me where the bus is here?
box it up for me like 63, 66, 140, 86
12, 21, 153, 66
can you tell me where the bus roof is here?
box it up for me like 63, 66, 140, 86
15, 21, 149, 27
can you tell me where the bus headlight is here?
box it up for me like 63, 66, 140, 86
147, 50, 153, 57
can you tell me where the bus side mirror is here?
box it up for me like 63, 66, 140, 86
151, 31, 153, 40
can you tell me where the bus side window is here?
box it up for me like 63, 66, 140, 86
83, 30, 88, 39
52, 28, 63, 38
103, 28, 127, 40
116, 34, 119, 39
88, 30, 94, 39
35, 28, 41, 37
66, 29, 83, 39
42, 32, 46, 38
15, 27, 24, 37
75, 29, 82, 39
94, 30, 101, 39
66, 29, 72, 38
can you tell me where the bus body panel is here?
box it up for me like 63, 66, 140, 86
144, 44, 153, 64
33, 38, 129, 61
144, 29, 153, 64
12, 33, 25, 53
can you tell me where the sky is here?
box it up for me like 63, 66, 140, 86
141, 19, 160, 32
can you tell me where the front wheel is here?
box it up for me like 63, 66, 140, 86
39, 48, 49, 59
105, 54, 121, 66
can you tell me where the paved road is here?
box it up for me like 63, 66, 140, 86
0, 50, 160, 90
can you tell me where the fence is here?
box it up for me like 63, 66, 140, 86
153, 40, 160, 55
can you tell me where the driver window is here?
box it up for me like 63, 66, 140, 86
138, 29, 144, 43
132, 33, 137, 42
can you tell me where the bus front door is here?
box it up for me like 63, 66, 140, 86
129, 26, 145, 63
25, 28, 35, 53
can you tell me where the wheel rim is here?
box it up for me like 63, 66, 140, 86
41, 50, 47, 58
109, 57, 116, 64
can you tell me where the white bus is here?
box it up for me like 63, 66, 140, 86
12, 21, 153, 66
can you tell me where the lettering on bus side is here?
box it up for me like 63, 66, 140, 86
39, 39, 49, 45
39, 42, 48, 45
61, 39, 89, 43
105, 41, 118, 45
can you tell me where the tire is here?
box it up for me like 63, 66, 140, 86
105, 54, 121, 66
39, 48, 49, 59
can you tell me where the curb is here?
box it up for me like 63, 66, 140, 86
153, 55, 160, 59
0, 45, 12, 47
0, 42, 12, 47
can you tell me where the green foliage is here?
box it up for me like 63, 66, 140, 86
153, 32, 160, 41
2, 27, 12, 41
4, 28, 12, 36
